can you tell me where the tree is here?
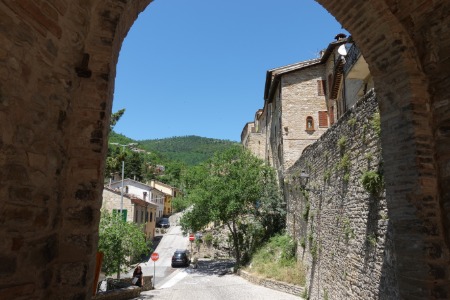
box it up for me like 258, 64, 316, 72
180, 146, 285, 267
110, 108, 126, 131
98, 210, 150, 278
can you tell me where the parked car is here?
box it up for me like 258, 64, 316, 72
157, 218, 170, 228
171, 249, 190, 267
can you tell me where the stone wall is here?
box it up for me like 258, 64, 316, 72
0, 0, 449, 299
238, 270, 305, 297
285, 90, 396, 299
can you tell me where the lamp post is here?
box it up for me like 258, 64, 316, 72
109, 142, 137, 217
299, 170, 322, 195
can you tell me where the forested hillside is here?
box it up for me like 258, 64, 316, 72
139, 135, 238, 166
107, 132, 238, 188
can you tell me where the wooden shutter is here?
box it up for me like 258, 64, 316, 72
319, 111, 328, 127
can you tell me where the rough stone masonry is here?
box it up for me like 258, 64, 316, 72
0, 1, 449, 299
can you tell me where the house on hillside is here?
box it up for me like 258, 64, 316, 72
149, 180, 181, 216
108, 178, 165, 220
102, 187, 158, 240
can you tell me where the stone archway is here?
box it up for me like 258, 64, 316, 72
0, 1, 448, 299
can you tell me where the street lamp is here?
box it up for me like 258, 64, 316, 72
299, 170, 310, 189
109, 142, 137, 216
299, 170, 322, 195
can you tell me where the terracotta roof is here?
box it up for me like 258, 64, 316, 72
263, 38, 348, 102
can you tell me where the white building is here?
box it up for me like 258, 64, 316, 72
108, 178, 165, 219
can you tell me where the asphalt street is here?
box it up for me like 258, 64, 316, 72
125, 213, 302, 300
125, 214, 189, 288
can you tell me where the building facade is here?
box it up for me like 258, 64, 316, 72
108, 178, 165, 220
149, 180, 181, 217
102, 187, 158, 240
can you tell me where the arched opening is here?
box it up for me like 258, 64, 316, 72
0, 1, 448, 299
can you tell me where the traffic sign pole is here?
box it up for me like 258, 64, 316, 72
150, 252, 159, 289
189, 234, 195, 253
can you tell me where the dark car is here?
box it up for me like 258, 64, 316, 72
171, 249, 190, 267
157, 218, 170, 228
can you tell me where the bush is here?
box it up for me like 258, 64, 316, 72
361, 170, 383, 195
371, 112, 381, 137
245, 234, 305, 285
204, 232, 213, 248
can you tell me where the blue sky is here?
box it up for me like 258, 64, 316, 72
112, 0, 347, 142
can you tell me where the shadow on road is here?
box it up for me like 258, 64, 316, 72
187, 259, 235, 276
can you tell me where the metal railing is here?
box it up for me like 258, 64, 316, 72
343, 44, 361, 74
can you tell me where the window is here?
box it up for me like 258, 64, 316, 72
150, 212, 153, 222
141, 211, 144, 223
306, 116, 314, 131
143, 192, 147, 200
318, 111, 328, 127
125, 186, 129, 194
145, 211, 148, 222
317, 80, 326, 96
113, 209, 127, 222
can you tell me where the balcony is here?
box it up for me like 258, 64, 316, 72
343, 44, 369, 79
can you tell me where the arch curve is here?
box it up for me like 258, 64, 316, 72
0, 0, 448, 299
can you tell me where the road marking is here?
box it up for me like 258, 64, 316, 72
159, 270, 188, 289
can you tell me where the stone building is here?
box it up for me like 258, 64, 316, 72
108, 179, 165, 220
325, 38, 374, 121
0, 1, 449, 299
101, 187, 158, 240
240, 109, 265, 160
264, 58, 328, 176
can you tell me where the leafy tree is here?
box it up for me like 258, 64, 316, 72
98, 210, 150, 278
180, 146, 285, 267
110, 108, 126, 131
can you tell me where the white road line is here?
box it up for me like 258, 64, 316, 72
159, 270, 188, 289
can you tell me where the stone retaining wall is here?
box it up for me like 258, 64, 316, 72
92, 275, 153, 300
285, 91, 396, 299
238, 270, 304, 297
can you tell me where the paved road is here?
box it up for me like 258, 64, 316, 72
133, 264, 301, 300
126, 213, 302, 300
125, 215, 190, 288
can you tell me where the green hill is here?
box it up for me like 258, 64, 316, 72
109, 132, 238, 166
139, 135, 239, 165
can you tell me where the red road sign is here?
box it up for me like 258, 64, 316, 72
151, 252, 159, 261
189, 234, 195, 242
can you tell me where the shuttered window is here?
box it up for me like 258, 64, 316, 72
318, 111, 328, 127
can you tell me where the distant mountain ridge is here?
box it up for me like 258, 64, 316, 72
109, 132, 238, 165
139, 135, 238, 165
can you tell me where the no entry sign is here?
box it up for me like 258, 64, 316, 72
189, 234, 195, 241
151, 252, 159, 261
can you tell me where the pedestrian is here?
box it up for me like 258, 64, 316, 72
132, 266, 144, 287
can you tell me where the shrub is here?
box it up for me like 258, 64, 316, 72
371, 112, 381, 137
347, 118, 357, 127
337, 136, 347, 152
245, 234, 306, 285
338, 153, 351, 171
204, 233, 213, 248
361, 170, 383, 195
